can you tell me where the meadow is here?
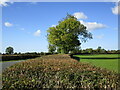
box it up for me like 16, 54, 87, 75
74, 54, 119, 73
2, 54, 119, 89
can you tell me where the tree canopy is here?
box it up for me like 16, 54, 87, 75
5, 46, 14, 54
48, 44, 56, 54
47, 14, 92, 54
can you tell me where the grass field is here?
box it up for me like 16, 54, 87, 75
74, 54, 119, 73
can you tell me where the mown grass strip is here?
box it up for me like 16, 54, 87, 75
74, 54, 119, 73
74, 54, 119, 58
80, 59, 119, 73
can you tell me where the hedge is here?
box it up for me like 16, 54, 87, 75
2, 54, 119, 89
1, 55, 40, 61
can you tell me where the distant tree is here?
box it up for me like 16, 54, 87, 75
25, 52, 38, 55
100, 49, 107, 54
70, 46, 81, 54
5, 46, 14, 54
14, 52, 18, 55
110, 50, 117, 54
78, 49, 82, 53
97, 46, 102, 49
40, 52, 45, 55
116, 50, 120, 54
81, 49, 88, 54
32, 52, 38, 55
96, 46, 102, 54
48, 44, 56, 54
47, 14, 92, 54
77, 47, 120, 54
18, 52, 21, 55
86, 48, 93, 54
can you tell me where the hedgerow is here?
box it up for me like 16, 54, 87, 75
2, 55, 40, 61
2, 54, 119, 89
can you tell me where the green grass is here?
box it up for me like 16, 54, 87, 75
74, 54, 119, 73
75, 54, 119, 58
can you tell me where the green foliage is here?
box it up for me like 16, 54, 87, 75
40, 52, 45, 55
75, 46, 119, 54
1, 52, 53, 61
47, 14, 92, 54
70, 46, 81, 54
2, 55, 119, 89
48, 44, 56, 54
57, 47, 61, 53
85, 48, 93, 54
2, 55, 40, 61
5, 46, 14, 54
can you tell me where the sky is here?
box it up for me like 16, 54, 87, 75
1, 2, 119, 53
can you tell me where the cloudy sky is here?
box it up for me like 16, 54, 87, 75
1, 2, 119, 53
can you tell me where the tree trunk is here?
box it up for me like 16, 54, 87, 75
61, 48, 69, 54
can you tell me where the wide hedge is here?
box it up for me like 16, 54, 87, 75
1, 55, 40, 61
2, 54, 119, 89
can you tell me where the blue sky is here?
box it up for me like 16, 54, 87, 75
1, 2, 118, 53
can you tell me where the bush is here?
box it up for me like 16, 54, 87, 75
2, 55, 119, 89
2, 55, 40, 61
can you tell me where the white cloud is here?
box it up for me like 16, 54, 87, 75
34, 30, 41, 36
4, 22, 13, 27
80, 20, 106, 31
0, 0, 9, 6
73, 12, 88, 19
96, 34, 104, 39
112, 5, 120, 15
51, 25, 56, 27
0, 0, 13, 6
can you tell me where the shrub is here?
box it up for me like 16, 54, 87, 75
2, 55, 40, 61
2, 55, 119, 89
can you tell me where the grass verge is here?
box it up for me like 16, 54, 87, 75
74, 54, 119, 73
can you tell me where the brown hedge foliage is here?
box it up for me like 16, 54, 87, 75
2, 54, 120, 89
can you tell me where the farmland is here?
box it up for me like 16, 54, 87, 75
74, 54, 119, 73
2, 54, 119, 89
2, 2, 119, 89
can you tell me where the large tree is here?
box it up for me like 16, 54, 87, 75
48, 44, 56, 54
47, 14, 92, 54
5, 46, 14, 54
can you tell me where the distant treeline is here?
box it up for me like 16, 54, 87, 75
1, 52, 53, 61
1, 52, 52, 55
2, 55, 39, 61
70, 47, 120, 54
